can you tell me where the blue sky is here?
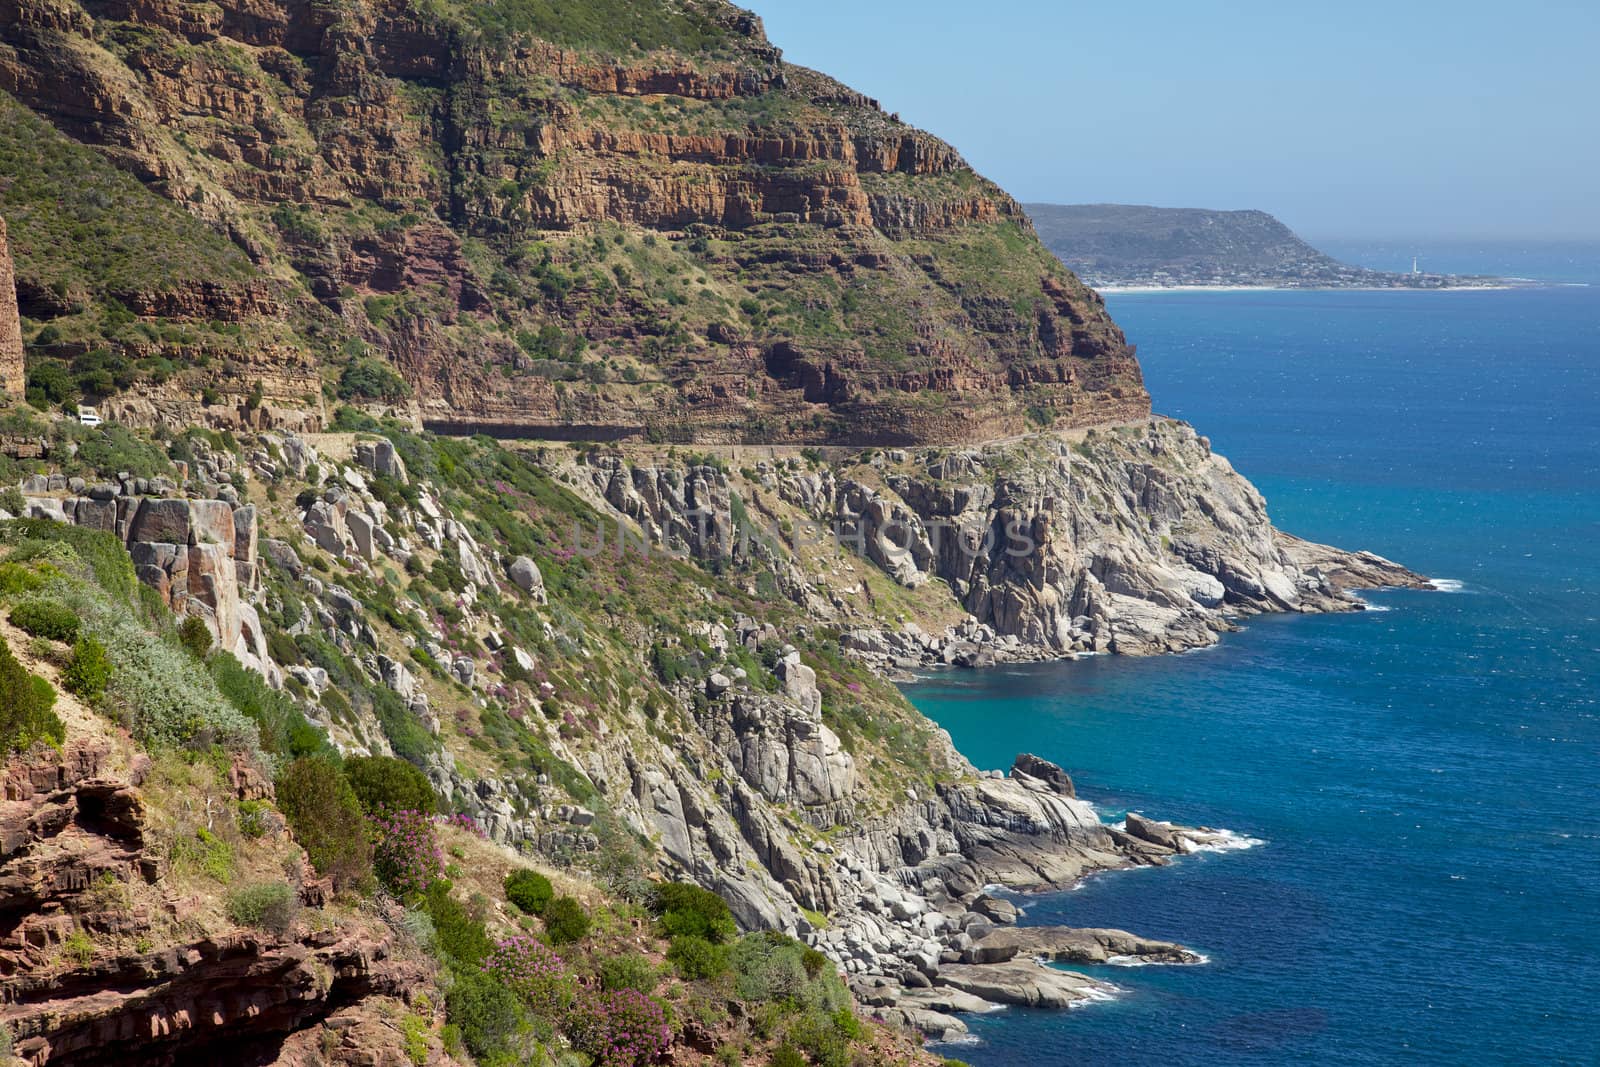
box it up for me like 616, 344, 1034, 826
747, 0, 1599, 240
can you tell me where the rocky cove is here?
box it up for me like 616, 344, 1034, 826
1, 415, 1426, 1058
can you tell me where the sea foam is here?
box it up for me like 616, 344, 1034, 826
1178, 827, 1266, 854
1106, 952, 1211, 967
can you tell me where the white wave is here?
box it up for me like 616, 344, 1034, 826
1353, 597, 1393, 612
1177, 827, 1266, 854
1110, 818, 1263, 854
1105, 952, 1210, 967
1430, 578, 1465, 592
928, 1033, 983, 1046
1069, 983, 1123, 1007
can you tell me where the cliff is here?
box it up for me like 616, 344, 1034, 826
0, 0, 1147, 442
1026, 202, 1505, 289
0, 217, 22, 400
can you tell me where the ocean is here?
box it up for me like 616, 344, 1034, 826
903, 243, 1600, 1066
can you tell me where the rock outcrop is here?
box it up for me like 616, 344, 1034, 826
565, 418, 1426, 663
0, 216, 22, 401
971, 924, 1204, 965
0, 735, 437, 1066
19, 478, 272, 682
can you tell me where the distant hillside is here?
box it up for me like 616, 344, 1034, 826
1025, 203, 1501, 289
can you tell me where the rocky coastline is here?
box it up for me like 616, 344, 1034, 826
0, 416, 1433, 1057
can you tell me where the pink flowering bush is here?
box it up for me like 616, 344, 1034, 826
564, 988, 673, 1066
483, 935, 575, 1018
369, 809, 444, 897
439, 812, 488, 839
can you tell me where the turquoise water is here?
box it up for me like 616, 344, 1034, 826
904, 245, 1600, 1065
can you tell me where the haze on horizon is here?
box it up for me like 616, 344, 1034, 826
749, 0, 1599, 243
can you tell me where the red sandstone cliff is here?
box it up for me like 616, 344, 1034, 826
0, 217, 23, 402
0, 0, 1148, 443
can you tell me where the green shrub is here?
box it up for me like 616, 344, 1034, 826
444, 969, 522, 1061
209, 651, 328, 760
787, 1008, 859, 1067
266, 628, 303, 666
172, 826, 234, 883
729, 932, 847, 1010
45, 578, 259, 753
667, 934, 727, 980
10, 599, 79, 642
0, 521, 134, 600
344, 755, 438, 815
226, 881, 299, 938
541, 895, 590, 945
0, 487, 24, 515
598, 952, 660, 994
59, 929, 96, 967
275, 757, 372, 891
370, 686, 436, 764
423, 882, 493, 969
652, 881, 736, 944
339, 358, 411, 402
62, 635, 111, 700
503, 869, 553, 916
770, 1046, 806, 1067
400, 1011, 430, 1065
237, 799, 272, 839
0, 560, 48, 595
0, 633, 65, 752
177, 616, 213, 658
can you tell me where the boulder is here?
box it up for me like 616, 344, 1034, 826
261, 538, 304, 578
346, 511, 376, 561
73, 497, 117, 534
971, 894, 1019, 925
354, 439, 407, 482
507, 556, 546, 602
1123, 812, 1179, 849
1011, 753, 1076, 798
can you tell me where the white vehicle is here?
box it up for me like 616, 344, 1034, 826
76, 405, 102, 427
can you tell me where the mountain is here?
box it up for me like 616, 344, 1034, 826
1025, 203, 1503, 289
0, 0, 1146, 443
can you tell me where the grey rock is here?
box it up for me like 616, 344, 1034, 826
936, 961, 1116, 1008
261, 538, 304, 578
507, 556, 546, 601
355, 438, 408, 482
973, 924, 1202, 965
128, 498, 192, 544
347, 511, 377, 561
971, 895, 1019, 925
1011, 753, 1076, 798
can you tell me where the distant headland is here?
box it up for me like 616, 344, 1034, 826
1026, 203, 1520, 290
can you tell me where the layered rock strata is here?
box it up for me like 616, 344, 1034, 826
0, 216, 22, 401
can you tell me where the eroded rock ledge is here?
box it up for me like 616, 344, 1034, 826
0, 739, 432, 1067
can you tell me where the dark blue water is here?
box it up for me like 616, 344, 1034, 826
904, 245, 1600, 1066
